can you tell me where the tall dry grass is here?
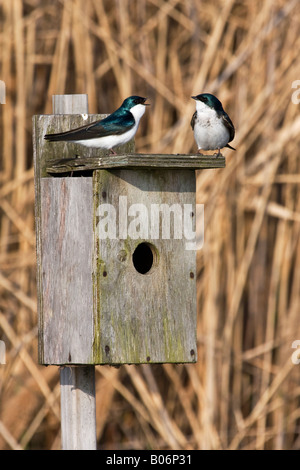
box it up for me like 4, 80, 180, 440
0, 0, 300, 450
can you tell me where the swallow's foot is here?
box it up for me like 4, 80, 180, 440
109, 149, 117, 155
213, 149, 221, 158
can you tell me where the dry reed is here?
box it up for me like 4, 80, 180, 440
0, 0, 300, 450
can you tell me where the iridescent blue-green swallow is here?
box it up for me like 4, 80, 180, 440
44, 95, 149, 154
191, 93, 235, 156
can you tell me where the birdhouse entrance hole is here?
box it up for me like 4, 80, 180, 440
132, 242, 158, 274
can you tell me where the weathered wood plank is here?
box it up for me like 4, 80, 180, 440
93, 169, 197, 364
46, 153, 226, 174
40, 177, 94, 364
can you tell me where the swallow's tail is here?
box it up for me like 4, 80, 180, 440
226, 143, 236, 150
44, 130, 81, 142
44, 132, 66, 142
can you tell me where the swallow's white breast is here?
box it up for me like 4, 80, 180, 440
129, 103, 146, 121
193, 102, 230, 151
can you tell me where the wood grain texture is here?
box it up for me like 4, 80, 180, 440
93, 169, 197, 364
40, 177, 94, 364
47, 153, 226, 174
60, 365, 97, 450
52, 94, 89, 115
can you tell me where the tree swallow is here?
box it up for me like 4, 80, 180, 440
191, 93, 235, 156
44, 95, 149, 154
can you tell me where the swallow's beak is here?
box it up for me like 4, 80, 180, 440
191, 96, 197, 100
143, 98, 150, 105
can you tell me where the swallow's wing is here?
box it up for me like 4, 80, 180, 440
221, 112, 235, 143
190, 111, 197, 131
96, 111, 136, 136
44, 111, 135, 142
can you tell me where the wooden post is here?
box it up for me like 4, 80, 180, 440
60, 365, 96, 450
53, 94, 97, 450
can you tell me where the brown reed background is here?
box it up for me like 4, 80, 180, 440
0, 0, 300, 450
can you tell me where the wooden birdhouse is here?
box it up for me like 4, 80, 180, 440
33, 94, 225, 367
